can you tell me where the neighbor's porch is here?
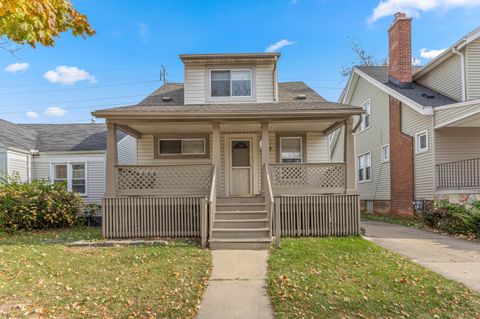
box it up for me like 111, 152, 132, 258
102, 117, 360, 245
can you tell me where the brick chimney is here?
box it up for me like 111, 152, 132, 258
388, 12, 412, 88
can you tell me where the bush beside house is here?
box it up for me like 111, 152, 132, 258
0, 179, 84, 232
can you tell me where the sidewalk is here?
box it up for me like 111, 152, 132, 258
363, 221, 480, 292
196, 250, 274, 319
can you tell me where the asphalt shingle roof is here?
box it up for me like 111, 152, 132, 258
356, 66, 457, 107
0, 120, 125, 152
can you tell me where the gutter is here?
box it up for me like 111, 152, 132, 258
273, 56, 278, 102
452, 47, 467, 101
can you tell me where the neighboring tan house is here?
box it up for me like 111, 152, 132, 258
333, 12, 480, 215
92, 52, 363, 249
0, 120, 137, 209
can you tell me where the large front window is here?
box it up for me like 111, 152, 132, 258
52, 162, 87, 195
211, 70, 251, 97
158, 139, 206, 155
280, 137, 303, 163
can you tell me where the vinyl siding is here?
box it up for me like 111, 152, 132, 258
401, 104, 435, 200
435, 103, 480, 127
417, 54, 463, 102
117, 135, 137, 165
466, 39, 480, 100
349, 77, 391, 201
7, 149, 29, 182
0, 146, 6, 176
183, 63, 275, 105
435, 127, 480, 163
31, 153, 106, 205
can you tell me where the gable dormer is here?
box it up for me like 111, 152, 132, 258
180, 53, 280, 105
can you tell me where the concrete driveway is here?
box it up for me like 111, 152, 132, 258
362, 221, 480, 292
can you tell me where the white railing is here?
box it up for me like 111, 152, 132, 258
116, 164, 213, 196
263, 164, 276, 245
436, 158, 480, 189
269, 163, 346, 195
206, 165, 217, 248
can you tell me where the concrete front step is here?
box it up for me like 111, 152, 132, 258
209, 238, 272, 250
216, 203, 267, 212
216, 196, 266, 205
215, 211, 268, 220
212, 228, 270, 239
214, 219, 269, 229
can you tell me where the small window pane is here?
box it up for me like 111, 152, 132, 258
281, 138, 302, 163
358, 168, 364, 181
232, 70, 251, 96
182, 139, 205, 154
159, 140, 182, 154
419, 134, 427, 150
72, 180, 86, 194
366, 167, 371, 180
232, 141, 250, 167
54, 164, 67, 179
72, 164, 85, 178
211, 71, 231, 97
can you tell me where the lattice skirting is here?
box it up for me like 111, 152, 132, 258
274, 194, 360, 237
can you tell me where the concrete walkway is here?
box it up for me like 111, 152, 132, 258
196, 250, 274, 319
362, 221, 480, 292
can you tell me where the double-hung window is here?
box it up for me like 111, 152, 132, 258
381, 144, 390, 162
52, 162, 87, 195
211, 69, 252, 97
360, 99, 371, 131
279, 137, 303, 163
357, 153, 371, 182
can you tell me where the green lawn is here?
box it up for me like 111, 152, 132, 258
268, 237, 480, 319
0, 227, 211, 318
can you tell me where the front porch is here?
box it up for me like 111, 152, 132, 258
100, 114, 361, 248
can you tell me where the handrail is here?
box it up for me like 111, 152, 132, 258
436, 157, 480, 189
263, 164, 275, 240
207, 165, 217, 242
115, 163, 212, 168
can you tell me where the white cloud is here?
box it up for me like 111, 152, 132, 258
368, 0, 480, 23
44, 66, 96, 85
412, 58, 423, 66
265, 39, 295, 53
44, 107, 67, 117
26, 111, 39, 119
5, 62, 29, 73
420, 47, 446, 59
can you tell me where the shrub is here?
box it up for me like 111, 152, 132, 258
0, 179, 84, 232
424, 200, 480, 237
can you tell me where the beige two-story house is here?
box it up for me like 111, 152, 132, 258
334, 13, 480, 215
93, 52, 363, 249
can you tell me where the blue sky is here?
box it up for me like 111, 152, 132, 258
2, 0, 480, 124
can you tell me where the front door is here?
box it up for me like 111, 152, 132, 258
230, 139, 253, 196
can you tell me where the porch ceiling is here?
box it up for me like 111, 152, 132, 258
124, 120, 340, 135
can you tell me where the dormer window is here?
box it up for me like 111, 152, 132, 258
211, 69, 252, 97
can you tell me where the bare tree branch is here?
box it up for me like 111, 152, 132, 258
341, 38, 387, 77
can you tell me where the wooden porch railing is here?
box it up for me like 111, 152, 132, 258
116, 164, 212, 196
436, 158, 480, 189
263, 164, 276, 246
205, 165, 217, 248
269, 163, 346, 194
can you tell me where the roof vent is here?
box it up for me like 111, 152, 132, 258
296, 94, 307, 100
421, 93, 435, 99
162, 96, 172, 102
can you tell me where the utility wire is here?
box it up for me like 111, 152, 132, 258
2, 101, 138, 115
0, 94, 146, 108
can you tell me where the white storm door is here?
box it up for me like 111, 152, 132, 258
229, 140, 253, 196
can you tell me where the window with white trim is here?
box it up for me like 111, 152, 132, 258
280, 137, 303, 163
381, 145, 390, 162
360, 99, 371, 131
158, 138, 206, 155
211, 69, 252, 97
52, 162, 87, 195
357, 153, 371, 182
415, 130, 428, 153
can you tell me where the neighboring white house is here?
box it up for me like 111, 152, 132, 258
334, 13, 480, 215
0, 120, 137, 208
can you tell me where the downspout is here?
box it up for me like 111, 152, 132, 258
273, 56, 278, 102
452, 47, 466, 101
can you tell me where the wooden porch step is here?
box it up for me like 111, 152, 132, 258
216, 196, 266, 205
216, 203, 267, 212
209, 238, 272, 250
214, 219, 269, 229
212, 228, 270, 239
215, 211, 268, 220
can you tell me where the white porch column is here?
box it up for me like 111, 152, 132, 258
105, 122, 118, 196
212, 123, 221, 188
261, 121, 270, 193
344, 118, 357, 194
